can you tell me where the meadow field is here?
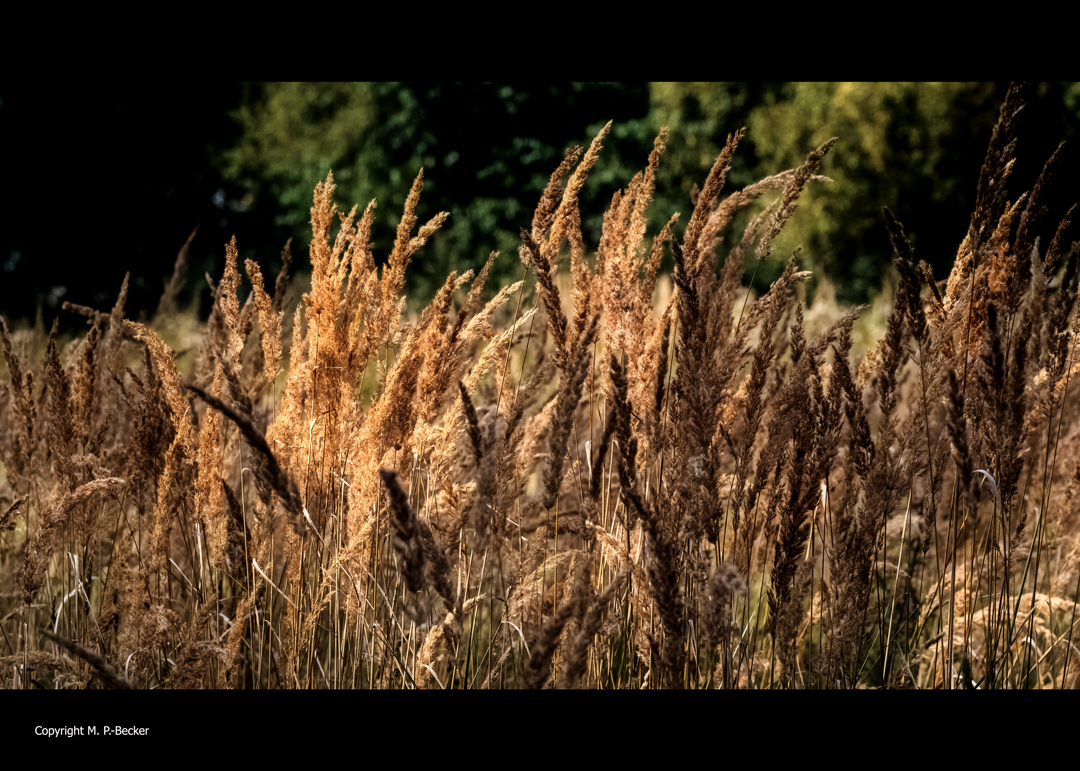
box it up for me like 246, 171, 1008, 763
1, 82, 1078, 689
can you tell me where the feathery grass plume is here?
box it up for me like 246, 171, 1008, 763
594, 186, 625, 296
1045, 243, 1079, 384
71, 322, 101, 446
977, 301, 1006, 472
827, 235, 923, 683
244, 257, 284, 393
460, 278, 526, 356
773, 560, 814, 686
669, 236, 703, 414
1015, 141, 1065, 264
683, 128, 746, 277
418, 516, 457, 612
701, 168, 832, 260
567, 203, 595, 348
873, 209, 922, 436
220, 475, 248, 579
20, 477, 124, 605
559, 571, 627, 689
599, 128, 674, 361
366, 328, 426, 454
185, 382, 306, 537
219, 236, 246, 362
271, 238, 294, 313
522, 227, 569, 369
1043, 204, 1075, 274
458, 381, 483, 466
306, 171, 357, 341
413, 618, 452, 689
123, 320, 192, 451
42, 630, 131, 689
967, 82, 1031, 257
413, 269, 476, 424
628, 128, 667, 261
944, 233, 975, 315
156, 225, 198, 319
986, 193, 1029, 315
728, 256, 809, 557
882, 207, 927, 335
532, 145, 583, 244
150, 410, 189, 573
647, 306, 672, 449
884, 207, 947, 546
640, 490, 685, 688
0, 494, 27, 532
218, 349, 254, 423
607, 354, 634, 482
543, 314, 599, 509
497, 354, 550, 521
498, 532, 574, 655
589, 402, 616, 502
224, 584, 259, 686
43, 336, 76, 493
167, 641, 227, 690
920, 259, 947, 330
765, 356, 819, 631
380, 468, 425, 594
525, 595, 579, 689
0, 316, 36, 481
595, 173, 641, 348
369, 168, 450, 352
702, 563, 745, 650
449, 250, 497, 341
429, 308, 535, 539
1007, 241, 1046, 433
545, 121, 612, 265
97, 271, 131, 398
266, 303, 306, 483
111, 343, 169, 519
123, 601, 185, 686
303, 185, 382, 524
419, 274, 527, 488
757, 136, 838, 260
637, 212, 680, 322
61, 301, 142, 349
195, 364, 227, 570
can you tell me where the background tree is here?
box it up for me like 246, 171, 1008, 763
3, 82, 1076, 331
652, 82, 1079, 301
220, 81, 1080, 306
219, 82, 658, 301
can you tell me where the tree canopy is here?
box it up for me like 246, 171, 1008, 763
221, 82, 1079, 305
3, 82, 1076, 330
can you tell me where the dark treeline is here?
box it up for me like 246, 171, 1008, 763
2, 82, 1077, 333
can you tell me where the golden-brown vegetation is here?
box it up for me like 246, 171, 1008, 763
2, 83, 1078, 688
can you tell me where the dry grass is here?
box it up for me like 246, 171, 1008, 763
2, 82, 1079, 689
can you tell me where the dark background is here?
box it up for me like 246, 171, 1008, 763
1, 82, 263, 326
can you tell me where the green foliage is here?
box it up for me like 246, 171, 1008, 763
220, 83, 658, 302
745, 82, 1001, 300
223, 82, 377, 180
648, 82, 765, 193
219, 83, 1077, 306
